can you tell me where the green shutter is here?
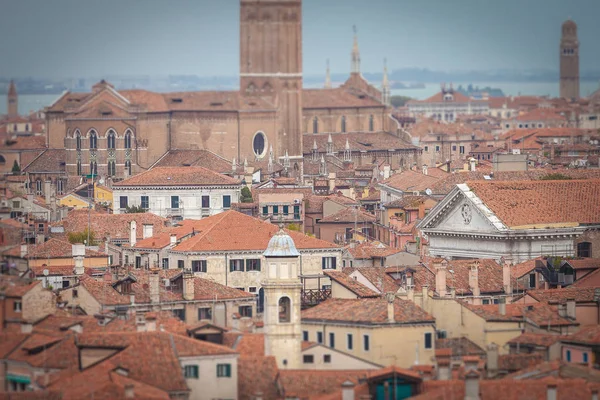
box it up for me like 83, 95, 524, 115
283, 205, 289, 215
257, 259, 261, 271
226, 364, 231, 377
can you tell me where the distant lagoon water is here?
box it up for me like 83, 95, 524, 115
2, 81, 599, 116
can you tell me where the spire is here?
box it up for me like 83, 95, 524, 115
283, 150, 290, 169
7, 79, 18, 118
324, 59, 332, 89
232, 157, 236, 172
319, 155, 327, 176
344, 139, 352, 162
382, 58, 391, 106
312, 140, 318, 162
8, 80, 17, 96
351, 25, 360, 75
326, 134, 334, 155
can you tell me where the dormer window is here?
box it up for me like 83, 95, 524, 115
121, 281, 132, 294
444, 94, 453, 101
171, 98, 183, 103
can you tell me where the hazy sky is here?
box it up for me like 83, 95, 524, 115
1, 0, 599, 78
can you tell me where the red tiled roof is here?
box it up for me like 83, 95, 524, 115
442, 259, 504, 295
113, 166, 240, 187
238, 356, 280, 400
324, 270, 380, 298
572, 268, 600, 287
132, 219, 206, 250
511, 257, 543, 279
319, 207, 375, 224
499, 353, 545, 372
507, 332, 565, 347
345, 241, 402, 259
0, 275, 42, 297
303, 88, 383, 109
173, 210, 338, 252
23, 149, 66, 173
346, 267, 399, 293
380, 170, 440, 193
515, 108, 567, 122
3, 238, 106, 259
435, 337, 485, 357
152, 149, 233, 173
466, 179, 600, 227
301, 297, 434, 325
55, 210, 169, 242
463, 301, 577, 327
0, 135, 46, 151
561, 325, 600, 345
526, 286, 599, 303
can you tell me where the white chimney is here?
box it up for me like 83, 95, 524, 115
469, 262, 480, 303
546, 384, 557, 400
183, 270, 195, 301
386, 293, 395, 323
20, 244, 28, 258
486, 343, 499, 379
124, 384, 134, 399
170, 234, 177, 246
464, 370, 480, 400
566, 298, 576, 320
498, 298, 506, 316
72, 243, 86, 275
143, 224, 153, 239
129, 220, 137, 247
469, 158, 476, 172
341, 381, 355, 400
150, 271, 160, 304
422, 164, 428, 175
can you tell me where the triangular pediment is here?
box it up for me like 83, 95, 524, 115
418, 186, 508, 233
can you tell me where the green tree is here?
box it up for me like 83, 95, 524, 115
390, 95, 412, 108
68, 229, 97, 245
125, 205, 147, 213
287, 223, 301, 232
11, 160, 20, 175
540, 173, 572, 181
240, 186, 253, 203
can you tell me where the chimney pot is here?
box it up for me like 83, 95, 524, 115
546, 384, 557, 400
124, 384, 134, 399
386, 293, 395, 323
129, 220, 137, 247
498, 298, 506, 316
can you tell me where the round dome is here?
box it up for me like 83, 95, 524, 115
263, 227, 300, 257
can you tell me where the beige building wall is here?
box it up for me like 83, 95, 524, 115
330, 281, 362, 299
28, 256, 108, 268
180, 355, 238, 400
22, 284, 56, 322
300, 345, 381, 370
60, 284, 103, 316
301, 322, 435, 368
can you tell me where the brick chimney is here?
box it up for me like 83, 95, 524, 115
469, 262, 480, 304
434, 258, 447, 297
145, 313, 157, 332
183, 270, 195, 301
129, 220, 137, 247
149, 269, 160, 304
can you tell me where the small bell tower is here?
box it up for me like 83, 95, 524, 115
262, 226, 302, 369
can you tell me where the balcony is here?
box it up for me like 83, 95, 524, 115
166, 208, 183, 216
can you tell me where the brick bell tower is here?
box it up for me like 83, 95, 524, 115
560, 19, 580, 100
7, 80, 18, 118
240, 0, 303, 170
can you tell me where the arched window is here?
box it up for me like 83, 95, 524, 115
341, 116, 346, 133
35, 179, 42, 195
278, 296, 291, 323
90, 161, 97, 176
577, 242, 592, 258
25, 124, 29, 132
108, 161, 116, 177
76, 161, 82, 176
313, 117, 319, 134
107, 130, 116, 149
13, 124, 17, 131
57, 179, 64, 195
0, 155, 5, 165
89, 130, 98, 149
369, 115, 374, 132
124, 130, 132, 149
75, 131, 81, 150
125, 160, 131, 176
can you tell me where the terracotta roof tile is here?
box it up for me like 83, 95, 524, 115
324, 270, 380, 298
301, 297, 434, 325
303, 88, 383, 109
511, 257, 543, 279
319, 207, 375, 223
379, 170, 440, 193
238, 356, 280, 400
466, 179, 600, 227
0, 275, 42, 297
113, 166, 240, 187
152, 149, 233, 173
346, 267, 399, 293
345, 241, 402, 260
499, 353, 545, 372
173, 210, 338, 252
3, 238, 106, 259
435, 337, 485, 357
507, 332, 565, 347
463, 301, 577, 327
561, 325, 600, 345
527, 286, 599, 303
23, 149, 66, 173
303, 132, 418, 154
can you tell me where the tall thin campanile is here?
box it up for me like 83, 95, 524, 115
560, 19, 579, 100
7, 80, 18, 118
240, 0, 303, 163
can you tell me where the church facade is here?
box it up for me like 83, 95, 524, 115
44, 0, 419, 182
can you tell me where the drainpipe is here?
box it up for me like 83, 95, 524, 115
225, 254, 228, 287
